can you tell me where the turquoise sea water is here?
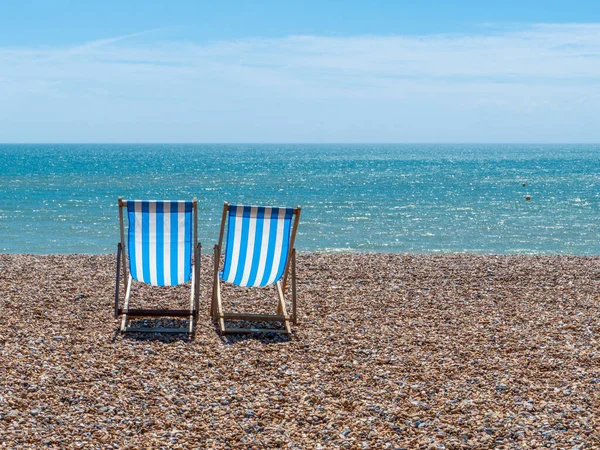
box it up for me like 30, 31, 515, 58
0, 144, 599, 254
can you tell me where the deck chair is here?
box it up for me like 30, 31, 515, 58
114, 197, 201, 334
211, 202, 301, 335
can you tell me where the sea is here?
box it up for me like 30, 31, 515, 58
0, 144, 599, 255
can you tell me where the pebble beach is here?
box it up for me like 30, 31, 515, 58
1, 253, 599, 449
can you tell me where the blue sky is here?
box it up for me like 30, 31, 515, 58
1, 1, 599, 143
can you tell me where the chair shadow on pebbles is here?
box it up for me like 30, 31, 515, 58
110, 319, 292, 344
111, 318, 195, 343
217, 320, 293, 345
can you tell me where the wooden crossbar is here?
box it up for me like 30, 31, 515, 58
222, 313, 288, 322
124, 327, 192, 334
118, 308, 196, 318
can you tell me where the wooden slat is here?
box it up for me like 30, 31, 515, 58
124, 327, 192, 334
118, 308, 196, 318
222, 313, 288, 322
222, 327, 290, 335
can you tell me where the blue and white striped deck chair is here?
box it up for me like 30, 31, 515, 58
211, 202, 301, 335
114, 197, 201, 334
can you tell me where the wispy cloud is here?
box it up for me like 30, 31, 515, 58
65, 28, 167, 55
1, 23, 599, 142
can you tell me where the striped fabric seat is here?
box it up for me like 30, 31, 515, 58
221, 205, 295, 287
127, 200, 193, 286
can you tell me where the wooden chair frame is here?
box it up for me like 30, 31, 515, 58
211, 202, 301, 335
114, 197, 201, 334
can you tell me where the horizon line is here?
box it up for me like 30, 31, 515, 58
1, 142, 599, 145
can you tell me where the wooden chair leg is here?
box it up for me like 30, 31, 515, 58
292, 249, 297, 325
114, 243, 122, 319
276, 281, 292, 334
194, 243, 201, 318
276, 283, 283, 315
120, 275, 133, 332
211, 244, 220, 317
188, 268, 195, 334
215, 277, 226, 334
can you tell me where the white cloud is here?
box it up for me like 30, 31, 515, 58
0, 23, 599, 142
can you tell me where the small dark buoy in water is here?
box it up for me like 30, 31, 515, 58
526, 195, 531, 201
522, 183, 526, 187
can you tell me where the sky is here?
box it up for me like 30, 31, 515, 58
1, 0, 599, 143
